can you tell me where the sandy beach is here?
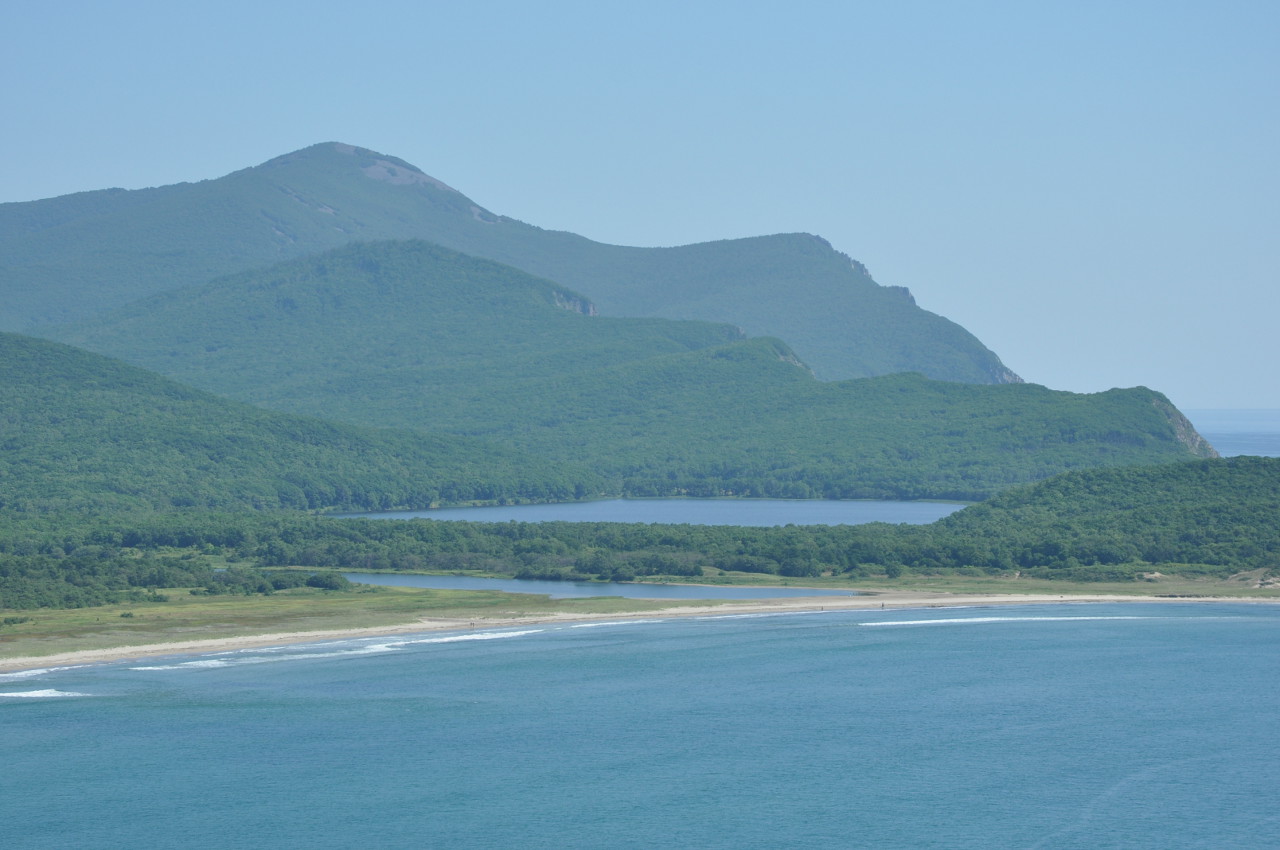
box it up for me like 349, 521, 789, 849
3, 590, 1271, 674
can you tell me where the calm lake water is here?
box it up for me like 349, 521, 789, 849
342, 572, 856, 599
346, 497, 962, 526
5, 603, 1278, 848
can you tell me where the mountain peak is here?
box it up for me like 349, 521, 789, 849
260, 142, 462, 194
2, 142, 1020, 386
331, 142, 460, 193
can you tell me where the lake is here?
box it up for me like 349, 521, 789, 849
344, 497, 963, 526
341, 572, 856, 599
5, 603, 1278, 848
340, 498, 956, 598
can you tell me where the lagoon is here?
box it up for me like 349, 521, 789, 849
341, 571, 857, 599
345, 497, 963, 526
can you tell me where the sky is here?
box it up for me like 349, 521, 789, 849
3, 0, 1276, 409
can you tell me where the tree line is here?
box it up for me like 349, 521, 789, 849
2, 457, 1275, 610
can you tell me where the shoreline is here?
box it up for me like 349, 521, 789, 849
2, 591, 1275, 674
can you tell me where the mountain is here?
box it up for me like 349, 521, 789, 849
0, 332, 599, 512
3, 142, 1017, 384
48, 240, 746, 412
50, 240, 1215, 501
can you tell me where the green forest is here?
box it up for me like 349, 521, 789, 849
0, 332, 600, 513
47, 240, 1212, 501
3, 457, 1276, 610
0, 141, 1267, 619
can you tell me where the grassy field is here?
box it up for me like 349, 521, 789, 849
0, 584, 718, 660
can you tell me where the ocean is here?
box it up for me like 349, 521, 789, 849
1187, 409, 1280, 459
3, 603, 1279, 849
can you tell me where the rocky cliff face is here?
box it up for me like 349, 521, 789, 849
1153, 397, 1220, 457
552, 291, 598, 316
990, 364, 1025, 385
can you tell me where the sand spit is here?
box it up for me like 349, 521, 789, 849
1, 591, 1271, 673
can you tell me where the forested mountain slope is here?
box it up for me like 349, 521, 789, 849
5, 142, 1016, 384
0, 333, 598, 512
51, 241, 1214, 501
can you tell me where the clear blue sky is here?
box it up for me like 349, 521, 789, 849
4, 0, 1276, 409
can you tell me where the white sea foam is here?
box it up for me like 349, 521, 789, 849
0, 689, 89, 698
569, 620, 659, 629
0, 665, 87, 681
699, 611, 820, 622
130, 629, 546, 670
132, 658, 233, 670
392, 629, 546, 646
861, 615, 1152, 627
0, 668, 58, 680
132, 644, 396, 670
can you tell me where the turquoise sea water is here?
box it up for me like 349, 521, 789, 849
4, 603, 1279, 849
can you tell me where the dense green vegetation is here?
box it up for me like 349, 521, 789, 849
0, 143, 1255, 623
921, 455, 1280, 578
49, 240, 1213, 501
0, 549, 345, 611
49, 239, 744, 407
3, 458, 1275, 609
4, 141, 1014, 383
0, 332, 600, 512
